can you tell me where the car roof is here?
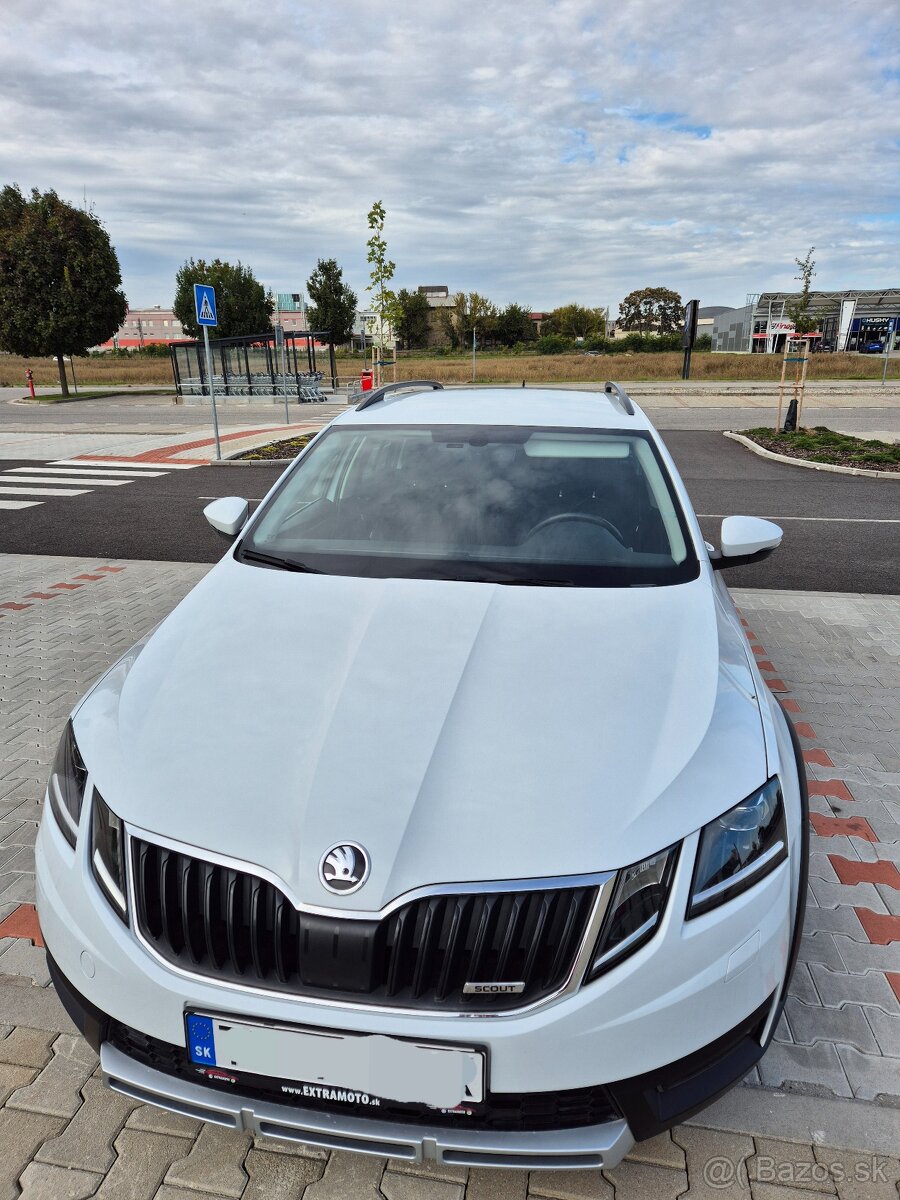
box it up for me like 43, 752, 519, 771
332, 386, 654, 433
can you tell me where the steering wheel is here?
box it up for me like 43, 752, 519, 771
526, 512, 626, 545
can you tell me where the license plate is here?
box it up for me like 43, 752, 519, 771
185, 1013, 484, 1109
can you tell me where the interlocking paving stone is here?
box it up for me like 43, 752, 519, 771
37, 1077, 138, 1173
811, 1147, 900, 1200
526, 1169, 613, 1199
381, 1171, 466, 1200
93, 1129, 193, 1200
303, 1153, 387, 1200
749, 1138, 837, 1192
386, 1158, 468, 1184
17, 1161, 103, 1199
808, 964, 900, 1014
0, 1109, 66, 1200
241, 1147, 325, 1200
163, 1124, 251, 1197
247, 1133, 327, 1160
623, 1130, 686, 1169
784, 1000, 880, 1055
5, 1032, 95, 1119
673, 1127, 755, 1200
759, 1042, 853, 1097
864, 1006, 900, 1057
124, 1104, 201, 1140
601, 1160, 687, 1198
0, 1026, 55, 1069
465, 1167, 528, 1200
835, 1046, 900, 1101
0, 1062, 36, 1105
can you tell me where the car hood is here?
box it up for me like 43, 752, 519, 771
76, 557, 766, 912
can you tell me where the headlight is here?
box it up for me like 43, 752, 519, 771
48, 720, 87, 849
688, 779, 787, 919
587, 845, 679, 979
91, 792, 127, 920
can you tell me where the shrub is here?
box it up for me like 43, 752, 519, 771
535, 334, 574, 355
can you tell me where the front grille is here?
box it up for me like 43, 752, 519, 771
108, 1021, 620, 1132
131, 839, 596, 1010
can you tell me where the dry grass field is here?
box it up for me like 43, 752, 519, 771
1, 350, 893, 391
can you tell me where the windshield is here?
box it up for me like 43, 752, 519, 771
238, 424, 699, 587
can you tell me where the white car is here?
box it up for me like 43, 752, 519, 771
36, 382, 808, 1172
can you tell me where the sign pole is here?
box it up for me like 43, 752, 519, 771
203, 325, 221, 461
883, 319, 895, 386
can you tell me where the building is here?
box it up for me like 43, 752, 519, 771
273, 293, 308, 334
417, 285, 454, 309
712, 289, 900, 353
99, 306, 186, 349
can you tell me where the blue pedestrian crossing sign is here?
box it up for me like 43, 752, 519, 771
194, 284, 218, 327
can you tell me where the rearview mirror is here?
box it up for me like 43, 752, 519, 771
711, 516, 782, 571
204, 496, 249, 539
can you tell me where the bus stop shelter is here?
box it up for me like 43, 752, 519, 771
170, 330, 337, 399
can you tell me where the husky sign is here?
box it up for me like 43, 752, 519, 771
194, 284, 218, 328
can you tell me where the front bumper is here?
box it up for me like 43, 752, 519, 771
49, 947, 773, 1168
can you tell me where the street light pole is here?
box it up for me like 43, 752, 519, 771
472, 326, 477, 382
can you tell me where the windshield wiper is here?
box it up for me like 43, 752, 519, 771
238, 548, 323, 574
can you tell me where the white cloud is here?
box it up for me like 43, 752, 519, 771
1, 0, 898, 310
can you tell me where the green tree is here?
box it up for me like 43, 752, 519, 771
306, 258, 357, 344
545, 303, 607, 339
785, 247, 817, 335
0, 185, 126, 396
445, 291, 497, 348
495, 303, 536, 348
173, 258, 273, 340
617, 287, 683, 335
394, 288, 431, 349
366, 201, 397, 360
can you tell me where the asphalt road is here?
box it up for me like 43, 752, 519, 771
0, 433, 896, 593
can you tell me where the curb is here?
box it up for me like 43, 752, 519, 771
723, 431, 900, 480
212, 457, 294, 467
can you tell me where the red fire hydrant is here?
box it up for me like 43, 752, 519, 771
360, 369, 373, 392
25, 368, 35, 399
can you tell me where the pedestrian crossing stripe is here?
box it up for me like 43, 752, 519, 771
50, 459, 200, 470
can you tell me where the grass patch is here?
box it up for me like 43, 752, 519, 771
235, 433, 315, 461
33, 388, 170, 403
741, 427, 900, 471
3, 349, 897, 389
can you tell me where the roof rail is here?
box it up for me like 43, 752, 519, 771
356, 380, 444, 411
603, 381, 635, 416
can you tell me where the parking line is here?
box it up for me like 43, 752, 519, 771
0, 486, 89, 497
0, 499, 43, 509
696, 514, 900, 524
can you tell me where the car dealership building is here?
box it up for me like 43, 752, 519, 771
711, 288, 900, 353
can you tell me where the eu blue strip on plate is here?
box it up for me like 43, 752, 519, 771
186, 1015, 217, 1065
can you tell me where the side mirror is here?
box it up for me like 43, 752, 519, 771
711, 516, 782, 571
204, 496, 249, 539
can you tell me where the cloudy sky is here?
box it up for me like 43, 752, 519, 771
3, 1, 898, 312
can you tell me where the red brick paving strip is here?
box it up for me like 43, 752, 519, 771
808, 779, 855, 802
854, 909, 900, 945
802, 748, 834, 768
72, 425, 297, 466
888, 974, 900, 1004
0, 904, 44, 948
809, 813, 879, 842
765, 678, 789, 692
781, 698, 801, 713
0, 602, 31, 610
24, 592, 60, 600
830, 857, 900, 888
